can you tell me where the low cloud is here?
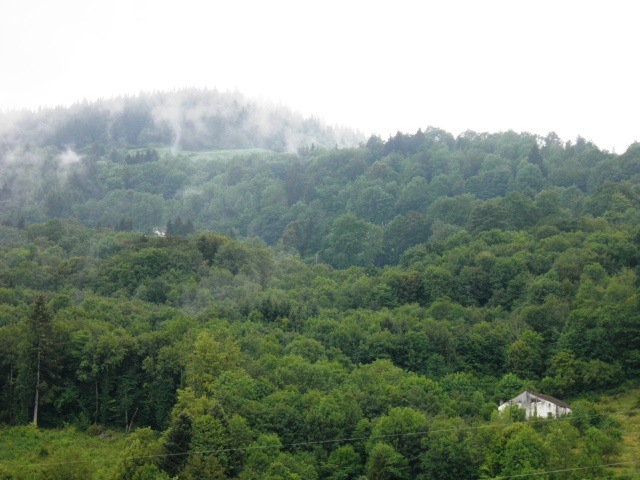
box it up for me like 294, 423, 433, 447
57, 147, 82, 167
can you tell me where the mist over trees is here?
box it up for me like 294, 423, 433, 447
0, 88, 362, 153
0, 92, 639, 478
1, 102, 639, 268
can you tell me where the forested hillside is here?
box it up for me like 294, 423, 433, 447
1, 94, 639, 478
0, 89, 362, 153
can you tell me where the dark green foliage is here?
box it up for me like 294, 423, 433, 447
321, 445, 362, 479
421, 421, 477, 480
366, 443, 409, 480
166, 217, 195, 236
0, 216, 632, 477
16, 296, 60, 426
322, 214, 381, 269
125, 149, 159, 165
1, 112, 639, 479
160, 413, 192, 477
196, 234, 227, 266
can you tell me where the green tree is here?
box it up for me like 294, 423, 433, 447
113, 428, 161, 480
0, 324, 20, 424
396, 176, 430, 212
190, 410, 230, 470
544, 421, 580, 476
17, 295, 60, 426
506, 331, 544, 379
351, 185, 395, 224
240, 434, 283, 479
582, 426, 620, 464
541, 350, 582, 397
500, 426, 549, 479
367, 407, 427, 476
185, 331, 241, 395
322, 214, 382, 268
321, 445, 362, 480
494, 373, 528, 404
426, 194, 476, 227
466, 199, 510, 234
179, 454, 225, 480
512, 160, 545, 193
196, 234, 228, 266
365, 443, 409, 480
160, 412, 193, 477
380, 212, 430, 265
421, 419, 477, 480
40, 447, 97, 480
423, 266, 455, 304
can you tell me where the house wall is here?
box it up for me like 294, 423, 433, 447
498, 391, 571, 419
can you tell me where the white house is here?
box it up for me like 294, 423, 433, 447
498, 391, 571, 419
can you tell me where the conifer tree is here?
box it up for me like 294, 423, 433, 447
17, 295, 59, 426
161, 412, 193, 477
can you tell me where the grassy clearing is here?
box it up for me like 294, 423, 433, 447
597, 387, 640, 477
184, 148, 273, 161
124, 147, 274, 161
0, 425, 128, 480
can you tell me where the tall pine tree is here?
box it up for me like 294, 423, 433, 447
16, 295, 59, 426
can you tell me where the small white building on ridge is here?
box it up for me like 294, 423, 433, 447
498, 390, 571, 419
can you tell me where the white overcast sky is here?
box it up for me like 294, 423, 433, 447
1, 0, 638, 152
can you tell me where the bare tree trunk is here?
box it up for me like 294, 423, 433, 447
33, 349, 40, 426
95, 378, 99, 424
8, 365, 14, 424
127, 407, 138, 433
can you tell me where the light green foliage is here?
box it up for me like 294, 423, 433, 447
262, 461, 300, 480
262, 452, 317, 480
184, 331, 241, 395
499, 425, 550, 479
179, 454, 225, 480
190, 414, 228, 466
224, 414, 253, 476
239, 434, 283, 479
0, 466, 13, 480
130, 463, 172, 479
367, 407, 427, 476
542, 351, 582, 397
543, 421, 581, 475
506, 331, 543, 379
580, 427, 621, 476
495, 373, 528, 403
113, 428, 161, 480
39, 447, 96, 480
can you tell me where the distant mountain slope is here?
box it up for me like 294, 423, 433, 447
2, 90, 640, 269
0, 89, 363, 153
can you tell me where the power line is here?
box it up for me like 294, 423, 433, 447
583, 474, 640, 480
1, 407, 634, 471
489, 461, 639, 479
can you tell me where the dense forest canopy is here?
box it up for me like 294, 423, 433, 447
0, 91, 639, 478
